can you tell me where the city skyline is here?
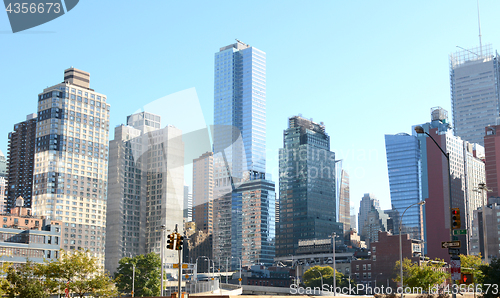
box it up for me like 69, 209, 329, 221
3, 1, 500, 213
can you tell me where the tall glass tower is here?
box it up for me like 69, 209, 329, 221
384, 133, 424, 241
450, 44, 500, 146
213, 40, 266, 183
212, 41, 274, 268
276, 115, 341, 257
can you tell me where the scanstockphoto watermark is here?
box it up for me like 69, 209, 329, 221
289, 284, 500, 295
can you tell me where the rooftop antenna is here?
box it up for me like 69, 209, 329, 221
477, 0, 483, 57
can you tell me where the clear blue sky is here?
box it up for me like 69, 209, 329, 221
1, 0, 499, 218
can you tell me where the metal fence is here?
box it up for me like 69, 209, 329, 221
186, 279, 220, 294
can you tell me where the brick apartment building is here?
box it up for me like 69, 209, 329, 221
351, 231, 422, 288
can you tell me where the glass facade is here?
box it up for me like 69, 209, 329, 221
384, 133, 423, 241
276, 116, 341, 257
212, 41, 274, 267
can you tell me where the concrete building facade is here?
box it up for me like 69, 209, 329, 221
415, 107, 485, 260
338, 169, 350, 236
485, 124, 500, 198
31, 68, 110, 266
192, 152, 213, 234
450, 44, 500, 146
105, 112, 184, 274
6, 113, 37, 211
0, 198, 62, 264
0, 149, 6, 178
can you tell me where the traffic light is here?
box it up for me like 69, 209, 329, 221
167, 233, 175, 250
460, 273, 473, 285
451, 208, 461, 230
175, 233, 184, 250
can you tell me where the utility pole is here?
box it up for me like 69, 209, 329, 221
160, 225, 166, 296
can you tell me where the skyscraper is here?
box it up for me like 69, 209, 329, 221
484, 123, 500, 197
276, 115, 340, 257
338, 169, 350, 236
105, 112, 184, 274
415, 107, 485, 260
192, 152, 213, 234
450, 44, 500, 146
358, 193, 380, 237
212, 41, 275, 267
385, 133, 424, 241
6, 113, 37, 211
183, 186, 192, 223
32, 68, 110, 265
0, 149, 6, 178
0, 177, 6, 213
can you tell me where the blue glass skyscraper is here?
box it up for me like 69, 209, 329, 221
384, 133, 424, 241
212, 41, 274, 268
213, 40, 266, 181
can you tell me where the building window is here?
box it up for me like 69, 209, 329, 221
356, 265, 359, 271
368, 273, 371, 279
372, 246, 376, 252
368, 264, 371, 270
363, 264, 366, 270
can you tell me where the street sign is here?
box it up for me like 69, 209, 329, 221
450, 259, 461, 280
442, 241, 461, 248
453, 229, 467, 236
182, 264, 188, 269
185, 275, 189, 279
448, 248, 460, 255
173, 264, 179, 268
238, 278, 242, 281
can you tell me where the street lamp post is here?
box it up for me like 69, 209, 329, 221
225, 258, 228, 284
310, 268, 324, 291
160, 225, 166, 296
331, 232, 336, 296
415, 125, 455, 298
128, 253, 136, 297
415, 126, 453, 241
226, 256, 242, 285
195, 256, 210, 282
475, 183, 490, 264
399, 200, 426, 297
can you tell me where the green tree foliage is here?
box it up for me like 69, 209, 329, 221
2, 250, 116, 298
2, 261, 49, 298
302, 265, 355, 289
44, 250, 117, 298
394, 258, 449, 290
479, 257, 500, 298
460, 253, 484, 284
115, 252, 161, 297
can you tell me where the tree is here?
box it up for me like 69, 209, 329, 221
115, 252, 161, 297
460, 254, 484, 284
2, 261, 49, 298
479, 257, 500, 298
394, 258, 449, 290
44, 250, 117, 298
302, 265, 355, 289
